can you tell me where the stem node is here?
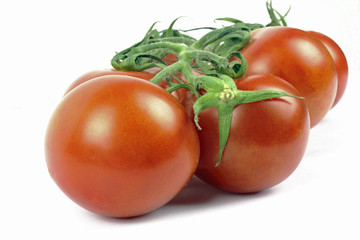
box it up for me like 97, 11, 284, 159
218, 88, 235, 102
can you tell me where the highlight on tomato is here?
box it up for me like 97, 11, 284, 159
182, 74, 310, 193
45, 75, 200, 218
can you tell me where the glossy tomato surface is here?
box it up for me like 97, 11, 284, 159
182, 74, 310, 193
64, 69, 187, 101
64, 69, 155, 94
241, 26, 337, 128
45, 75, 200, 217
308, 31, 348, 108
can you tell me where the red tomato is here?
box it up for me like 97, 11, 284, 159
64, 69, 155, 95
308, 31, 348, 108
45, 75, 200, 217
241, 26, 337, 128
182, 74, 310, 193
64, 69, 187, 101
162, 53, 179, 65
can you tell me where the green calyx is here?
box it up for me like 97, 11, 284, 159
193, 75, 302, 166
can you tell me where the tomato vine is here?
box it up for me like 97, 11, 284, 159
110, 1, 298, 165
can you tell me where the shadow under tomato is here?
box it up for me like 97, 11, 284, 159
168, 176, 222, 205
85, 176, 276, 224
168, 176, 275, 206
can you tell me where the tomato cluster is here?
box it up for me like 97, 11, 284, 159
45, 3, 347, 218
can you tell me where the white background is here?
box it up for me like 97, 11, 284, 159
1, 0, 360, 239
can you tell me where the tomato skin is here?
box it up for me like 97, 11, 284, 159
241, 26, 337, 128
182, 74, 310, 193
308, 31, 348, 108
45, 75, 199, 217
64, 69, 188, 101
64, 69, 155, 95
162, 53, 179, 65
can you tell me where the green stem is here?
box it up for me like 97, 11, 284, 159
166, 83, 200, 98
150, 61, 185, 84
195, 76, 225, 93
215, 103, 234, 167
149, 37, 196, 46
180, 63, 197, 87
193, 93, 221, 130
265, 0, 290, 27
191, 24, 250, 52
126, 42, 188, 56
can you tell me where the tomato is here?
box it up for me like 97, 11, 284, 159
64, 69, 188, 102
182, 74, 310, 193
45, 75, 200, 217
241, 26, 337, 128
308, 31, 348, 108
64, 69, 155, 95
162, 53, 179, 65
